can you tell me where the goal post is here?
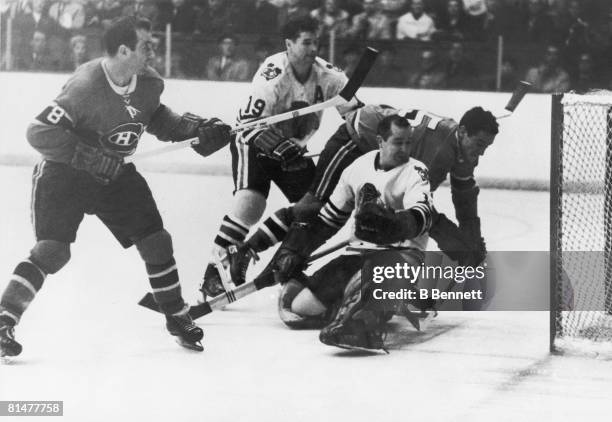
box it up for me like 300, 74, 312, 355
550, 91, 612, 356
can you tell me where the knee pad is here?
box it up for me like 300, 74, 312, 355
30, 240, 70, 274
233, 190, 266, 226
136, 229, 174, 264
293, 193, 323, 222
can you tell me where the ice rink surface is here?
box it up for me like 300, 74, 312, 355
0, 165, 610, 422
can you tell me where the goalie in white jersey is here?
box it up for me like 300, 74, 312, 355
269, 114, 434, 351
200, 16, 358, 299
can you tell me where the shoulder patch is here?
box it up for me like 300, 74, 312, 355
324, 62, 343, 73
260, 63, 282, 81
414, 165, 430, 183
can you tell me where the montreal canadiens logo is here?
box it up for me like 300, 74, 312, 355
100, 122, 144, 155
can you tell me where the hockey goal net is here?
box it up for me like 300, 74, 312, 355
550, 92, 612, 356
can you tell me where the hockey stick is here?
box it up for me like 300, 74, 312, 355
495, 81, 531, 119
138, 239, 352, 319
125, 48, 379, 163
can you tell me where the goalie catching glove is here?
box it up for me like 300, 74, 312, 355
354, 183, 422, 245
71, 141, 123, 185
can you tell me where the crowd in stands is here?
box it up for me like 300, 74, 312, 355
1, 0, 612, 93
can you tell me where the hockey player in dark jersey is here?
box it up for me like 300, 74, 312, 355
0, 17, 232, 356
227, 104, 499, 289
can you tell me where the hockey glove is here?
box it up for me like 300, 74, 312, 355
273, 221, 331, 284
355, 203, 420, 245
429, 212, 484, 266
192, 117, 232, 157
254, 128, 305, 164
71, 142, 123, 185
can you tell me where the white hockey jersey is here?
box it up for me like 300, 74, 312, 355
236, 51, 348, 146
319, 150, 433, 250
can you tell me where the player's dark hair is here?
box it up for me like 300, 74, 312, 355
281, 16, 319, 41
103, 16, 151, 56
460, 107, 499, 136
377, 114, 411, 140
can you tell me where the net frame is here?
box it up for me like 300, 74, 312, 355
550, 92, 612, 358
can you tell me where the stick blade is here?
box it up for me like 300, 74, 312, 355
504, 80, 531, 112
338, 47, 379, 101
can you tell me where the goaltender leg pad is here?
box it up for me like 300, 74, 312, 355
305, 255, 363, 308
278, 278, 329, 329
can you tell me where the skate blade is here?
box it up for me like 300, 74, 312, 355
333, 342, 389, 354
175, 338, 204, 352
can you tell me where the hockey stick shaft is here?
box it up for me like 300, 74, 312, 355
138, 240, 352, 318
496, 81, 531, 119
126, 48, 378, 164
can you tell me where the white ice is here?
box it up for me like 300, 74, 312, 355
0, 166, 609, 422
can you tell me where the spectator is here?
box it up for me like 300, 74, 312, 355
524, 45, 570, 93
48, 0, 86, 32
64, 33, 88, 70
571, 53, 603, 93
516, 0, 556, 44
481, 0, 518, 41
13, 0, 60, 58
487, 56, 520, 92
205, 34, 250, 81
443, 41, 477, 90
396, 0, 436, 41
122, 0, 159, 29
310, 0, 350, 39
380, 0, 408, 20
434, 0, 468, 41
408, 49, 446, 89
367, 44, 406, 87
462, 0, 487, 39
248, 37, 275, 77
158, 0, 197, 34
16, 30, 58, 71
89, 0, 123, 29
196, 0, 241, 35
345, 0, 392, 40
239, 0, 279, 34
341, 44, 361, 77
556, 0, 591, 59
278, 0, 311, 30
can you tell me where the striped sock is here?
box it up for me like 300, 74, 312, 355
0, 259, 47, 325
248, 207, 293, 252
146, 258, 186, 315
213, 215, 250, 250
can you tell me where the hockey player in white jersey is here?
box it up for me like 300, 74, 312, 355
197, 16, 358, 299
267, 114, 434, 351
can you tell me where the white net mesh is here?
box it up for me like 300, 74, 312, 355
553, 92, 612, 357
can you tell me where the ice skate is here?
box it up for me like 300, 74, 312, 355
199, 263, 226, 302
165, 312, 204, 352
228, 243, 259, 286
0, 316, 22, 358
